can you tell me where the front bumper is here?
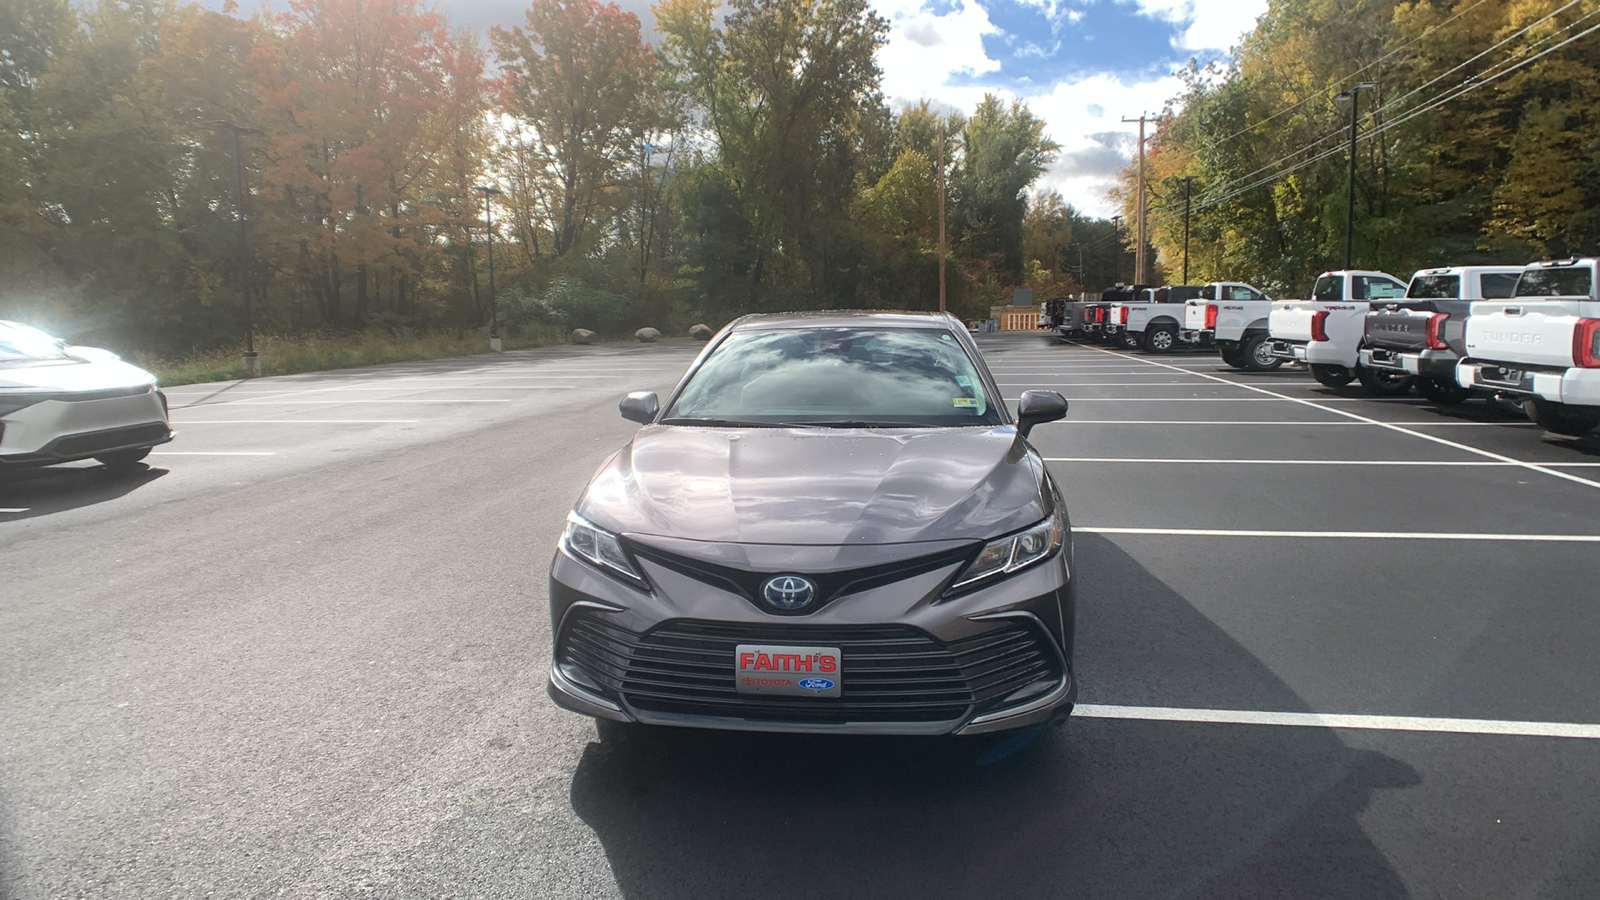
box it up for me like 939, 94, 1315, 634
546, 538, 1076, 736
1457, 361, 1600, 406
0, 387, 172, 466
1359, 347, 1459, 382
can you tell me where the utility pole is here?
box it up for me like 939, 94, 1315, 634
477, 184, 503, 352
208, 121, 262, 378
1335, 83, 1377, 270
1121, 113, 1152, 285
1179, 176, 1197, 285
937, 119, 947, 314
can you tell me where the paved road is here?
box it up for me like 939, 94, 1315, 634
3, 332, 1599, 898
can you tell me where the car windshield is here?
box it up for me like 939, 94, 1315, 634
1516, 267, 1593, 298
665, 326, 1002, 427
1407, 275, 1460, 299
1312, 275, 1344, 300
0, 323, 70, 364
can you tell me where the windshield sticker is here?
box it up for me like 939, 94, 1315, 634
954, 375, 972, 386
952, 397, 979, 408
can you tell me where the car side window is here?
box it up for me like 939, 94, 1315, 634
1355, 276, 1406, 300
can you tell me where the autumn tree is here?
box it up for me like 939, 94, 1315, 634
252, 0, 487, 327
492, 0, 659, 259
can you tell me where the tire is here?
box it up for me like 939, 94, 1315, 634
594, 717, 646, 747
1141, 325, 1178, 354
1241, 333, 1283, 372
1356, 365, 1413, 397
1117, 332, 1140, 350
1219, 345, 1247, 369
95, 447, 152, 471
1523, 399, 1600, 437
1418, 378, 1473, 404
1309, 364, 1355, 387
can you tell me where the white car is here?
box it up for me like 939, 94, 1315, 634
0, 321, 172, 471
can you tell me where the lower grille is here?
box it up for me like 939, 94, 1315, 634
559, 613, 1061, 726
47, 422, 170, 458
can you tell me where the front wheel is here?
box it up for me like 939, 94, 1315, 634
1356, 365, 1413, 397
1310, 364, 1355, 387
1117, 332, 1140, 350
1524, 399, 1600, 437
1142, 326, 1178, 354
1418, 378, 1473, 404
95, 447, 152, 471
1241, 334, 1283, 372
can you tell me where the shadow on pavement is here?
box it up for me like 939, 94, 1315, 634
0, 463, 167, 522
567, 533, 1420, 899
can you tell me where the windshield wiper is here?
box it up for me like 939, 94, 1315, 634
658, 416, 785, 427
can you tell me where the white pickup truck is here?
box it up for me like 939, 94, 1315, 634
1357, 265, 1522, 403
1267, 269, 1410, 392
1179, 282, 1279, 370
1104, 285, 1206, 353
1458, 257, 1600, 436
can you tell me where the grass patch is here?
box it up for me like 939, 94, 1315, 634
142, 327, 565, 386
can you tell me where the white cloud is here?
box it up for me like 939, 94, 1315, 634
1128, 0, 1268, 51
876, 1, 1193, 218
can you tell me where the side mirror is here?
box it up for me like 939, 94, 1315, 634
619, 391, 659, 424
1016, 389, 1068, 438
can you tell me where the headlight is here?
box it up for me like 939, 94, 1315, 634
948, 514, 1064, 592
562, 511, 646, 585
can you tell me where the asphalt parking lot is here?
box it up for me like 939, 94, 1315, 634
3, 331, 1599, 898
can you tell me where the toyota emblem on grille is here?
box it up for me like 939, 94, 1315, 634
761, 575, 817, 611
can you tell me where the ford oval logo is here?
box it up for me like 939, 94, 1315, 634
797, 677, 835, 690
761, 575, 816, 611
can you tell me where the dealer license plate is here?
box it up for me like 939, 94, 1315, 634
735, 644, 842, 698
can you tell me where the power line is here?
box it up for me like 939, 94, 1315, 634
1197, 0, 1590, 206
1194, 0, 1494, 153
1195, 15, 1600, 212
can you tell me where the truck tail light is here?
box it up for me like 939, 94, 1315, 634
1204, 304, 1218, 329
1576, 318, 1600, 368
1425, 312, 1449, 350
1310, 310, 1330, 342
1117, 307, 1129, 324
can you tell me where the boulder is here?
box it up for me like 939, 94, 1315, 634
635, 327, 661, 343
688, 323, 713, 341
569, 328, 596, 345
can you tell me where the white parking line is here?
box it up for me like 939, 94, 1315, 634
997, 382, 1217, 387
1075, 704, 1600, 740
151, 451, 277, 456
1044, 457, 1571, 466
1036, 420, 1533, 427
173, 420, 421, 424
0, 508, 27, 513
1079, 527, 1600, 542
1072, 343, 1600, 491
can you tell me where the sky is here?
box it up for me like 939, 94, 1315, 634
226, 0, 1270, 218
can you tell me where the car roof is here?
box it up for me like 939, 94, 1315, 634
1413, 266, 1525, 276
729, 310, 962, 331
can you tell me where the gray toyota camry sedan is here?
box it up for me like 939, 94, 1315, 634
547, 311, 1074, 736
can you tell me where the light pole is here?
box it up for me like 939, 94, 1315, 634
1110, 214, 1123, 285
477, 184, 503, 352
208, 120, 261, 377
1179, 176, 1197, 285
1335, 82, 1377, 270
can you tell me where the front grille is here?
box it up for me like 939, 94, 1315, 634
559, 613, 1061, 726
626, 542, 975, 616
47, 422, 170, 458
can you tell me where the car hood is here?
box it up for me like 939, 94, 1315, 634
577, 425, 1050, 546
0, 357, 156, 392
